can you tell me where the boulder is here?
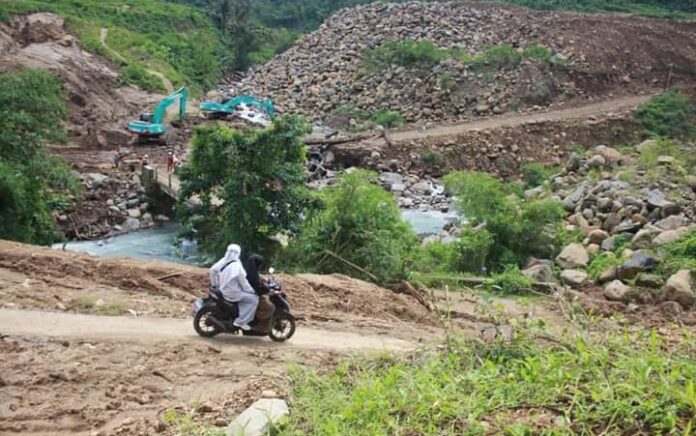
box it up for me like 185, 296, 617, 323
227, 399, 289, 436
411, 181, 433, 196
593, 145, 623, 165
655, 215, 689, 231
653, 228, 689, 246
603, 280, 630, 302
664, 269, 694, 310
635, 273, 663, 289
379, 172, 403, 189
586, 244, 600, 256
659, 301, 684, 318
598, 266, 618, 283
630, 228, 660, 250
617, 252, 659, 280
646, 189, 670, 208
560, 269, 588, 288
588, 229, 609, 245
124, 218, 140, 231
601, 237, 616, 252
522, 264, 554, 283
555, 243, 589, 269
390, 183, 406, 195
127, 208, 142, 219
85, 172, 109, 187
587, 154, 606, 168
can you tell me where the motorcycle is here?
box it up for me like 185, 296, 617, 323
192, 269, 296, 342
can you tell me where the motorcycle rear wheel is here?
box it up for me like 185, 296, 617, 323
268, 313, 296, 342
193, 306, 221, 337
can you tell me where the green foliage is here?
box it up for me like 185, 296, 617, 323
445, 171, 565, 270
487, 264, 535, 293
414, 229, 493, 275
177, 116, 314, 260
371, 109, 405, 128
637, 136, 681, 169
284, 170, 417, 284
522, 42, 553, 62
660, 228, 696, 275
635, 90, 695, 138
364, 40, 450, 70
464, 43, 522, 69
420, 148, 441, 164
120, 64, 167, 93
587, 252, 623, 280
282, 325, 696, 434
0, 0, 224, 91
0, 69, 78, 244
520, 162, 558, 188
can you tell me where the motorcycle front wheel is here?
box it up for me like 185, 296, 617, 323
269, 313, 296, 342
193, 306, 221, 337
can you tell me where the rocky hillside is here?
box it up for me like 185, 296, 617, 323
524, 138, 696, 322
0, 13, 158, 148
240, 1, 696, 127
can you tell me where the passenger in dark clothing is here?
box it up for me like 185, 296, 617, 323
244, 254, 267, 296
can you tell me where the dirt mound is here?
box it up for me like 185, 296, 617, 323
287, 273, 436, 325
0, 13, 158, 148
0, 240, 435, 326
240, 2, 696, 126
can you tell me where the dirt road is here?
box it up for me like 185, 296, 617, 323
0, 308, 412, 351
386, 94, 653, 143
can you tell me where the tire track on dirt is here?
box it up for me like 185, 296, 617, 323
0, 309, 413, 351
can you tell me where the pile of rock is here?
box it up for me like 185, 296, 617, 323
239, 1, 696, 127
524, 141, 695, 313
57, 171, 170, 240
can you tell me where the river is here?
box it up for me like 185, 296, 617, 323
53, 210, 459, 264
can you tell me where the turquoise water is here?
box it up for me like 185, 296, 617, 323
54, 210, 457, 264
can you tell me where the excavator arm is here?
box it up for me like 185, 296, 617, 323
128, 86, 188, 139
200, 94, 275, 120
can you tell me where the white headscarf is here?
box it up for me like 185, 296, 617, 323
209, 244, 245, 287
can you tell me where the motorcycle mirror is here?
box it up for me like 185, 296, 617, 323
268, 267, 275, 275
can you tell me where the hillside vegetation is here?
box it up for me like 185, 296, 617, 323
0, 0, 224, 92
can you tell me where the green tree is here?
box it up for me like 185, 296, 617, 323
0, 69, 78, 244
284, 170, 417, 284
177, 116, 314, 260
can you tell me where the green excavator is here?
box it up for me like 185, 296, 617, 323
128, 86, 188, 144
199, 94, 275, 121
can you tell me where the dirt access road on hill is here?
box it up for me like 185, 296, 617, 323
385, 94, 653, 143
0, 308, 412, 351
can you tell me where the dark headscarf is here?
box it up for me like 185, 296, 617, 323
244, 254, 265, 295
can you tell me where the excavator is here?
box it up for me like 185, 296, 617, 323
128, 86, 188, 145
199, 94, 275, 122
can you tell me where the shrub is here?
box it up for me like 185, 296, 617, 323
0, 69, 77, 244
364, 40, 450, 70
521, 162, 559, 188
635, 90, 694, 138
463, 43, 522, 70
487, 264, 535, 293
522, 43, 553, 63
284, 170, 418, 284
637, 136, 681, 170
450, 228, 493, 274
660, 228, 696, 275
444, 171, 565, 270
371, 109, 405, 128
420, 148, 441, 164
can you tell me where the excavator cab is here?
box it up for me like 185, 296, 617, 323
128, 86, 188, 145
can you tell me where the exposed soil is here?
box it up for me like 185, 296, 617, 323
0, 13, 159, 148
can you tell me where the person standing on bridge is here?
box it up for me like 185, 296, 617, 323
166, 151, 175, 173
